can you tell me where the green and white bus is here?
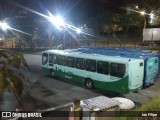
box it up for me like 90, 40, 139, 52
42, 49, 144, 94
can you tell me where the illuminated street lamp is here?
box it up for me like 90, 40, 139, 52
0, 22, 10, 39
48, 15, 67, 47
135, 6, 147, 29
0, 21, 10, 31
49, 15, 64, 30
140, 11, 145, 15
135, 5, 139, 9
54, 16, 64, 30
136, 10, 146, 29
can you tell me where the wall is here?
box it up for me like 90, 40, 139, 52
79, 40, 141, 48
0, 38, 18, 48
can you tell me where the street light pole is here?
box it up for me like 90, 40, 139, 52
136, 6, 147, 29
140, 11, 147, 29
143, 16, 147, 29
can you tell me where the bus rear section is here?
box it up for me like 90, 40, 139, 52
128, 60, 144, 92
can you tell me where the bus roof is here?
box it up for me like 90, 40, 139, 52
42, 49, 143, 63
77, 47, 157, 60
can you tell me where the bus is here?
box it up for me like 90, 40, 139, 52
42, 49, 144, 94
78, 46, 159, 87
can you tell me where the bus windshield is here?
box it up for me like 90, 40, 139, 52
42, 53, 48, 65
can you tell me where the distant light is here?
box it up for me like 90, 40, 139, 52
140, 11, 145, 15
0, 22, 10, 31
149, 11, 159, 25
150, 13, 154, 19
135, 5, 139, 9
76, 28, 82, 34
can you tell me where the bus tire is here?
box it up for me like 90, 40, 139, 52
85, 79, 94, 89
50, 69, 56, 78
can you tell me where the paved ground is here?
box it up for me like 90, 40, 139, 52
124, 80, 160, 104
19, 69, 99, 111
17, 54, 100, 111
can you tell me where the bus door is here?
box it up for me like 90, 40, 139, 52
48, 54, 58, 76
42, 53, 49, 66
64, 56, 75, 80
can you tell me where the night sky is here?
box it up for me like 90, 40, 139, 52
0, 0, 123, 22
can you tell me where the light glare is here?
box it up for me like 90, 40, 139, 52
150, 13, 154, 19
0, 22, 10, 31
49, 15, 64, 29
76, 28, 82, 34
140, 11, 145, 15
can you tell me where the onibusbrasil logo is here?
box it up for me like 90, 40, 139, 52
1, 112, 42, 118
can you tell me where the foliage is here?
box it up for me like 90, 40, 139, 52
118, 92, 160, 120
97, 0, 160, 39
135, 95, 160, 111
122, 0, 160, 12
0, 50, 30, 96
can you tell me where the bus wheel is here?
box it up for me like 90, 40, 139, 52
85, 79, 94, 89
50, 70, 56, 78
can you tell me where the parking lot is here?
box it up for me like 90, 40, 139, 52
22, 54, 160, 109
1, 53, 160, 114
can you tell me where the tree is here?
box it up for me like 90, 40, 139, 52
97, 0, 160, 41
96, 11, 123, 42
119, 12, 144, 36
0, 50, 30, 110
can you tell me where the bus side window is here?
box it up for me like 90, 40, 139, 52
67, 56, 75, 67
85, 59, 96, 72
110, 63, 126, 78
57, 55, 66, 66
49, 54, 57, 64
76, 58, 85, 70
97, 61, 109, 75
42, 53, 48, 65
